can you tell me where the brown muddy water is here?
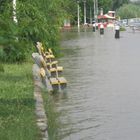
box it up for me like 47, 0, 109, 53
54, 28, 140, 140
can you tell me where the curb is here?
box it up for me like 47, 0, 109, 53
33, 65, 49, 140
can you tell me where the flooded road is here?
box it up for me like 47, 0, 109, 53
56, 28, 140, 140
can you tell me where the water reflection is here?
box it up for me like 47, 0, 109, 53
55, 28, 140, 140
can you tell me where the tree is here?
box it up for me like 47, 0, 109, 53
0, 0, 70, 62
98, 0, 112, 14
112, 0, 130, 11
116, 3, 140, 19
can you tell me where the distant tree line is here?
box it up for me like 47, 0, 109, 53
117, 3, 140, 19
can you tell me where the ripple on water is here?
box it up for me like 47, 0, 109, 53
57, 29, 140, 140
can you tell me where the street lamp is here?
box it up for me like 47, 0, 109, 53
96, 0, 98, 17
83, 0, 86, 25
77, 0, 80, 28
93, 0, 98, 22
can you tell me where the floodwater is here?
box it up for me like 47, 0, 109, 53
55, 27, 140, 140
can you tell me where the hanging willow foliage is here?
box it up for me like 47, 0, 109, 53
0, 0, 69, 62
116, 3, 140, 19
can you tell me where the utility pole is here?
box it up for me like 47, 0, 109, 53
83, 0, 86, 25
96, 0, 98, 17
13, 0, 17, 23
90, 6, 92, 24
93, 0, 98, 22
93, 0, 96, 20
77, 0, 80, 28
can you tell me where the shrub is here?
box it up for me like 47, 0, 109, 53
120, 26, 126, 31
0, 64, 4, 72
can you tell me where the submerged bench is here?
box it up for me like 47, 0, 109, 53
32, 43, 67, 92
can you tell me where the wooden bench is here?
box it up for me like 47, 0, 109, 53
46, 61, 58, 69
45, 54, 55, 62
34, 42, 67, 91
49, 77, 67, 91
49, 77, 59, 90
57, 77, 67, 89
49, 67, 63, 77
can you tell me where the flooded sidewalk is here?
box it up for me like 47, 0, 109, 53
56, 28, 140, 140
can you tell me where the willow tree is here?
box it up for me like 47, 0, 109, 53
98, 0, 112, 14
0, 0, 70, 62
116, 3, 140, 19
112, 0, 130, 10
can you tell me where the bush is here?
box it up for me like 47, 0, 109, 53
0, 47, 4, 61
0, 40, 31, 63
120, 26, 126, 31
0, 63, 4, 72
3, 44, 26, 62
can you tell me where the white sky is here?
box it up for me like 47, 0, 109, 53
130, 0, 140, 1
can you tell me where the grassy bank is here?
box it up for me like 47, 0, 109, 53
0, 62, 40, 140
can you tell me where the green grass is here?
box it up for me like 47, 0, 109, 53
120, 26, 126, 31
0, 62, 40, 140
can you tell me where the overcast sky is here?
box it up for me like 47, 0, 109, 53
130, 0, 140, 1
